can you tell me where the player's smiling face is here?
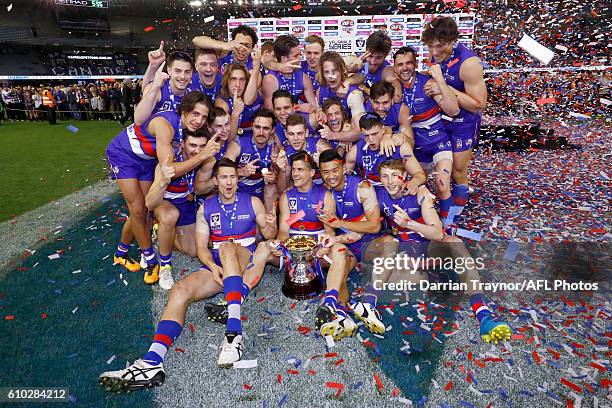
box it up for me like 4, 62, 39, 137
286, 124, 306, 150
394, 52, 416, 83
291, 160, 314, 188
233, 33, 254, 62
320, 160, 344, 190
183, 102, 209, 132
324, 103, 344, 132
362, 124, 384, 150
426, 40, 454, 64
169, 60, 192, 91
215, 167, 238, 200
372, 93, 392, 117
196, 53, 218, 86
182, 135, 207, 159
380, 166, 405, 197
273, 97, 294, 125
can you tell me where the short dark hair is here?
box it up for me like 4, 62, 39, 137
318, 149, 343, 166
231, 25, 258, 46
274, 35, 300, 62
195, 48, 218, 61
213, 158, 238, 176
286, 113, 306, 129
167, 51, 194, 70
421, 17, 459, 44
290, 150, 318, 170
359, 112, 383, 131
370, 81, 395, 100
253, 108, 276, 127
393, 46, 418, 61
183, 126, 209, 141
272, 89, 294, 106
208, 106, 228, 124
179, 90, 212, 115
365, 30, 392, 56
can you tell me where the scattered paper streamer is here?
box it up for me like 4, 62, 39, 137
517, 34, 555, 65
233, 359, 257, 369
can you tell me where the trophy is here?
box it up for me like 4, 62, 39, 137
280, 235, 323, 300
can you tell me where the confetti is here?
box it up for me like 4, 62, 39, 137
233, 359, 258, 369
66, 125, 79, 133
143, 26, 155, 32
517, 34, 555, 65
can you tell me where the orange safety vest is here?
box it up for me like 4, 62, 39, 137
42, 90, 55, 108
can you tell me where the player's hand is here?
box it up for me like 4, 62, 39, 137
280, 59, 301, 74
318, 209, 342, 228
275, 150, 288, 172
391, 132, 405, 147
229, 40, 249, 55
318, 123, 333, 141
152, 61, 169, 89
159, 158, 175, 187
265, 205, 277, 227
252, 48, 262, 63
269, 240, 282, 257
402, 179, 420, 196
393, 204, 419, 230
240, 159, 260, 177
424, 81, 441, 97
336, 80, 350, 98
262, 168, 276, 184
211, 264, 224, 286
428, 64, 444, 82
317, 234, 338, 248
316, 109, 328, 124
380, 129, 398, 156
231, 89, 245, 117
201, 133, 221, 159
148, 41, 166, 67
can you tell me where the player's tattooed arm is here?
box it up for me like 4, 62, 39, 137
335, 181, 381, 234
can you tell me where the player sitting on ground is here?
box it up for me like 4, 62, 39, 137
98, 159, 278, 393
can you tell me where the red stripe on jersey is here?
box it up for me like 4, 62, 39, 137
210, 228, 257, 242
412, 105, 440, 122
134, 124, 156, 157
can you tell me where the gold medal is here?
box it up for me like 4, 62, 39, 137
187, 193, 194, 202
237, 128, 244, 135
299, 225, 305, 231
392, 227, 399, 236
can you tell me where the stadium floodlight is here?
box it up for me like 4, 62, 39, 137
189, 0, 203, 6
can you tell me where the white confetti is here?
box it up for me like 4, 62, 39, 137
106, 355, 116, 364
48, 254, 60, 260
325, 335, 335, 348
233, 359, 258, 369
518, 34, 555, 65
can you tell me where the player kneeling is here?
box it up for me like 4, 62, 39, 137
358, 159, 511, 343
99, 159, 277, 392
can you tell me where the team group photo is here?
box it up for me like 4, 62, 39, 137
0, 0, 609, 406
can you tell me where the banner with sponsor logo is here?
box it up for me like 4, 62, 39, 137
228, 14, 475, 68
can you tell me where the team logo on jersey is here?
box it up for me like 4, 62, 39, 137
456, 139, 463, 149
466, 138, 473, 146
383, 205, 392, 217
288, 198, 298, 213
210, 213, 221, 231
239, 153, 251, 164
363, 156, 371, 166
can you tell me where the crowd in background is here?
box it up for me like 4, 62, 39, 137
0, 79, 142, 125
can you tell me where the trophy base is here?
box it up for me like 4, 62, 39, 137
282, 276, 323, 300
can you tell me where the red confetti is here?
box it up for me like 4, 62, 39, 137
590, 361, 607, 372
326, 382, 344, 398
41, 313, 47, 319
391, 387, 400, 397
5, 315, 15, 320
174, 348, 185, 353
243, 383, 252, 390
189, 323, 195, 334
143, 26, 155, 32
444, 381, 454, 391
161, 19, 174, 23
308, 370, 316, 375
292, 4, 302, 10
287, 369, 299, 375
560, 378, 582, 393
373, 373, 384, 391
277, 374, 282, 383
324, 353, 338, 358
532, 351, 542, 364
334, 359, 344, 366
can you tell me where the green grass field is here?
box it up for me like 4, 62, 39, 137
0, 120, 121, 222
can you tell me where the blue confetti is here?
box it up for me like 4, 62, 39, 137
353, 381, 363, 389
66, 124, 79, 133
504, 240, 519, 261
459, 401, 475, 408
279, 394, 288, 407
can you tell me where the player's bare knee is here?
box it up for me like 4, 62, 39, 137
168, 280, 192, 305
218, 242, 238, 259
